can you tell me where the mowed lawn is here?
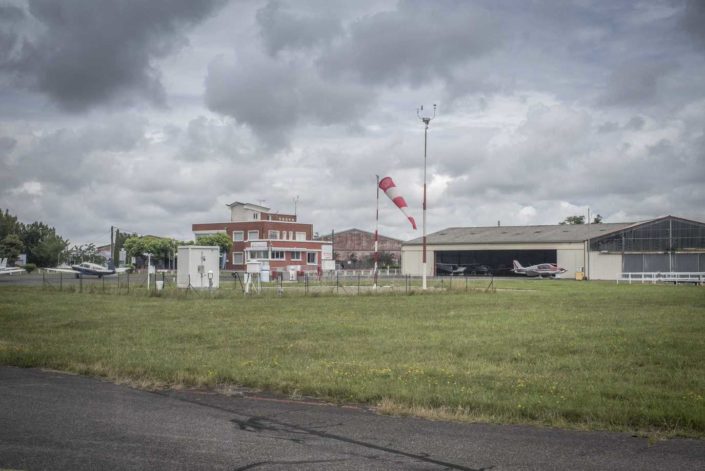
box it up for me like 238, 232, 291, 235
1, 281, 704, 437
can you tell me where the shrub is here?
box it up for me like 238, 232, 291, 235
21, 263, 37, 273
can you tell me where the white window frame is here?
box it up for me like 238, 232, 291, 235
247, 250, 268, 260
232, 231, 244, 242
268, 230, 280, 240
232, 252, 244, 265
307, 252, 317, 265
296, 232, 306, 241
290, 251, 302, 261
247, 230, 259, 241
271, 250, 285, 260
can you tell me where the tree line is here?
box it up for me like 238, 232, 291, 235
0, 209, 233, 269
0, 209, 70, 267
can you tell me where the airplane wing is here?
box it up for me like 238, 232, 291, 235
43, 267, 80, 275
115, 267, 132, 273
0, 267, 26, 276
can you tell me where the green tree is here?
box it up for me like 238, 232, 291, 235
0, 209, 71, 267
559, 215, 585, 225
124, 236, 177, 268
593, 214, 603, 224
362, 251, 398, 268
31, 233, 69, 267
0, 234, 24, 265
21, 221, 70, 266
195, 233, 233, 255
0, 209, 22, 240
112, 229, 138, 265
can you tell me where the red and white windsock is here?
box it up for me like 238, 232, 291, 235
379, 176, 417, 230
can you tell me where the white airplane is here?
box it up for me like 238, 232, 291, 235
0, 258, 25, 276
45, 261, 131, 278
512, 260, 567, 278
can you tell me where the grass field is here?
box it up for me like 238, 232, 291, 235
1, 280, 704, 437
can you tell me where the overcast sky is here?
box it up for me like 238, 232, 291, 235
1, 0, 704, 246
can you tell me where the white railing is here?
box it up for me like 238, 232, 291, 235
618, 272, 705, 285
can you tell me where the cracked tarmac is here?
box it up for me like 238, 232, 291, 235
1, 367, 704, 470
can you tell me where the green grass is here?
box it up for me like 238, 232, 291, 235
1, 281, 704, 437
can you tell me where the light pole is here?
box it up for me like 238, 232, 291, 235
417, 104, 436, 290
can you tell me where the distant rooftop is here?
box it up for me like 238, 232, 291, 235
404, 222, 640, 245
227, 201, 270, 212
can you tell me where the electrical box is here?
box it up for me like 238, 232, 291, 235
177, 246, 221, 288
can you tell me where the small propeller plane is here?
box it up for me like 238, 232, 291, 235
0, 258, 25, 276
436, 263, 467, 276
45, 260, 130, 278
512, 260, 567, 278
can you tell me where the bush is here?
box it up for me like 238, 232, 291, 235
21, 263, 37, 273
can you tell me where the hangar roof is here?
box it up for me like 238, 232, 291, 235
404, 222, 637, 246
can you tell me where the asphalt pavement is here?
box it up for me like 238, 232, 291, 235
1, 367, 704, 470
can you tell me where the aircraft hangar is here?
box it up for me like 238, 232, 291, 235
401, 215, 705, 280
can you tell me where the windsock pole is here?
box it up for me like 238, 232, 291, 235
374, 175, 379, 289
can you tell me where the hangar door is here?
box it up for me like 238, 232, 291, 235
436, 249, 557, 275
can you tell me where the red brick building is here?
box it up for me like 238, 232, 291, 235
192, 202, 332, 273
319, 228, 402, 267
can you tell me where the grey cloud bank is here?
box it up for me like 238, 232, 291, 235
0, 0, 703, 246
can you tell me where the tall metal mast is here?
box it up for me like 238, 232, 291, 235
417, 104, 436, 290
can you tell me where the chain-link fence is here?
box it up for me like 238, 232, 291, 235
39, 270, 496, 298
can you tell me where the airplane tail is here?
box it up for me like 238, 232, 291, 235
512, 260, 523, 271
0, 258, 6, 268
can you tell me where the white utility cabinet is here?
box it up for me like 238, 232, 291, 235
177, 246, 220, 288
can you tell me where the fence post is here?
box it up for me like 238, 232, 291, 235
60, 272, 63, 291
102, 276, 105, 293
336, 271, 339, 295
79, 275, 83, 293
357, 274, 360, 295
127, 272, 130, 294
465, 277, 468, 292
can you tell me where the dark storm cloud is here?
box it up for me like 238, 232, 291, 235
682, 0, 705, 47
204, 53, 374, 147
256, 0, 341, 55
597, 61, 675, 107
1, 0, 224, 111
317, 0, 501, 86
10, 119, 146, 190
0, 135, 16, 153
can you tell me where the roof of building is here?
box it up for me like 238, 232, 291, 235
403, 222, 639, 245
227, 201, 270, 212
319, 228, 402, 242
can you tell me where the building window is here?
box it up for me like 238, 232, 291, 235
232, 252, 244, 265
233, 231, 244, 242
296, 232, 306, 241
271, 250, 284, 260
253, 213, 259, 220
247, 250, 268, 260
247, 230, 259, 240
307, 252, 317, 264
290, 251, 302, 261
268, 230, 280, 240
